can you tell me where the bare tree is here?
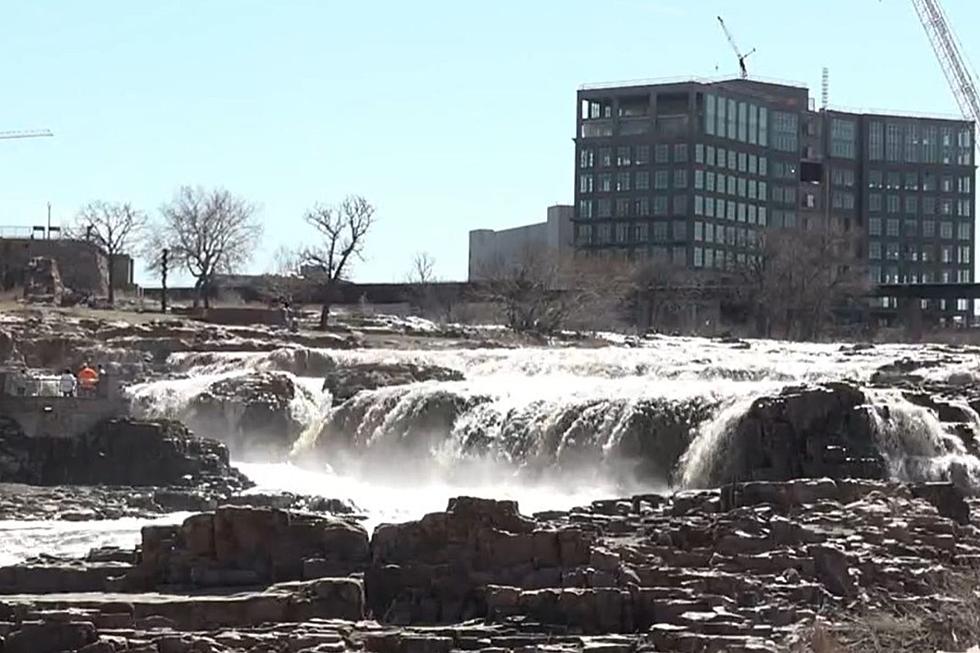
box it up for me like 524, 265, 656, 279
300, 195, 376, 329
731, 224, 868, 340
408, 251, 436, 285
148, 186, 262, 309
478, 247, 625, 334
72, 201, 147, 305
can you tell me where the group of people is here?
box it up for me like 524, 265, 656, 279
59, 363, 107, 398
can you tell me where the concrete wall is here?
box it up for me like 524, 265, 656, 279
468, 204, 574, 281
0, 238, 109, 295
0, 396, 128, 439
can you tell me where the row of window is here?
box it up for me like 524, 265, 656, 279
830, 118, 857, 159
576, 220, 689, 246
867, 170, 972, 193
579, 144, 688, 169
696, 144, 770, 177
697, 171, 770, 201
875, 298, 972, 312
694, 248, 759, 270
579, 169, 688, 193
704, 94, 769, 147
870, 266, 972, 284
867, 217, 971, 240
868, 194, 971, 216
578, 195, 689, 219
693, 221, 761, 248
868, 242, 971, 264
868, 121, 972, 165
694, 196, 768, 226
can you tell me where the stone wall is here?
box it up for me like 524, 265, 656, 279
0, 238, 109, 295
0, 396, 128, 439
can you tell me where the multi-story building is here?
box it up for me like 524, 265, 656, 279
572, 78, 976, 320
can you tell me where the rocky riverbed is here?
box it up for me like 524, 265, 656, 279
6, 310, 980, 650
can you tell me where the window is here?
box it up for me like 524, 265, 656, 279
616, 172, 630, 191
672, 246, 686, 266
748, 153, 758, 174
758, 206, 767, 226
599, 148, 612, 167
706, 145, 716, 167
705, 222, 715, 243
694, 221, 704, 241
885, 122, 901, 161
738, 152, 747, 172
674, 144, 688, 162
758, 107, 768, 147
597, 199, 612, 218
599, 174, 612, 192
616, 198, 630, 216
693, 247, 703, 267
868, 170, 883, 189
922, 125, 938, 162
886, 172, 900, 190
886, 242, 899, 260
653, 196, 668, 216
868, 218, 882, 235
748, 179, 757, 200
717, 147, 726, 168
674, 169, 687, 189
716, 95, 726, 137
923, 196, 936, 215
706, 171, 716, 192
737, 202, 746, 222
868, 121, 884, 160
959, 246, 971, 264
940, 199, 953, 215
636, 171, 650, 191
887, 195, 900, 213
694, 195, 704, 215
748, 204, 757, 224
615, 222, 629, 243
959, 176, 972, 194
728, 149, 736, 170
694, 170, 704, 189
830, 118, 856, 158
886, 218, 899, 237
653, 222, 668, 241
748, 104, 758, 145
673, 220, 686, 240
869, 241, 882, 259
705, 95, 716, 135
832, 167, 855, 187
717, 173, 726, 193
772, 111, 799, 152
616, 147, 631, 166
941, 221, 954, 239
579, 149, 594, 169
705, 197, 715, 218
635, 197, 649, 216
759, 156, 767, 176
727, 201, 736, 221
737, 101, 747, 141
904, 220, 917, 237
654, 170, 669, 190
635, 145, 650, 165
737, 177, 747, 198
904, 122, 919, 162
923, 220, 935, 238
923, 172, 936, 191
579, 174, 593, 193
655, 144, 669, 163
716, 198, 725, 219
673, 195, 688, 215
727, 175, 736, 196
704, 248, 715, 267
959, 222, 971, 241
575, 223, 592, 245
958, 199, 972, 217
758, 181, 767, 201
959, 270, 972, 284
942, 245, 953, 263
578, 200, 593, 219
903, 172, 918, 191
904, 196, 918, 215
727, 98, 737, 139
833, 191, 854, 210
636, 222, 648, 242
942, 176, 953, 192
596, 222, 611, 244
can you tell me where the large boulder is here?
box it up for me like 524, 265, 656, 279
125, 505, 369, 590
0, 418, 250, 492
684, 383, 884, 487
185, 372, 312, 459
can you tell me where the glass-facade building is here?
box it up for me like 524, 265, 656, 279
572, 78, 976, 321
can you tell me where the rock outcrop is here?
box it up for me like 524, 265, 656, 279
23, 257, 63, 304
322, 361, 464, 405
185, 372, 311, 458
124, 505, 370, 591
0, 418, 250, 493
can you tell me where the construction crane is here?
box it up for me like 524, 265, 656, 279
911, 0, 980, 150
717, 16, 755, 80
0, 129, 53, 141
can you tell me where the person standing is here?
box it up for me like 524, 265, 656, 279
77, 363, 98, 397
59, 369, 77, 397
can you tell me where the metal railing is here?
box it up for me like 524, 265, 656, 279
0, 226, 64, 239
579, 73, 808, 91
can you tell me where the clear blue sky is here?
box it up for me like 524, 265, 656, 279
1, 0, 978, 285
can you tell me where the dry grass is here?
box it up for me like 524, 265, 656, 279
794, 570, 980, 652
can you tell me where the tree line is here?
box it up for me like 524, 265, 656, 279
68, 186, 375, 328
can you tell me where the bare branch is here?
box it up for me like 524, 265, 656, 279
71, 200, 148, 304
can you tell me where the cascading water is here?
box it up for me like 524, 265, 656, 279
11, 335, 980, 562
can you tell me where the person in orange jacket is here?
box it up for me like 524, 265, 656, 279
77, 363, 99, 397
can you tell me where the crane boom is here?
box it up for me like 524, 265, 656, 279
0, 129, 53, 141
911, 0, 980, 149
717, 16, 754, 79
